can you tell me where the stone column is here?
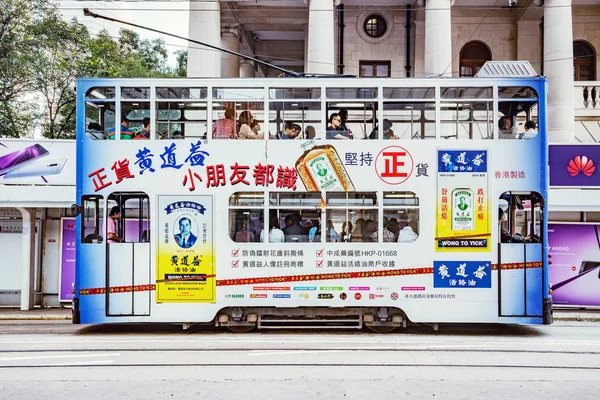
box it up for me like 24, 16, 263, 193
188, 0, 220, 77
221, 25, 241, 78
542, 0, 575, 142
305, 0, 340, 75
17, 207, 36, 310
240, 61, 256, 78
420, 0, 454, 77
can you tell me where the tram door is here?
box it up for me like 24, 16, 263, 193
106, 192, 151, 317
498, 192, 543, 317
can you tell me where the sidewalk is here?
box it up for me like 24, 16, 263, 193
0, 306, 598, 322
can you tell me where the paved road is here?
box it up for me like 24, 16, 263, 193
0, 321, 599, 399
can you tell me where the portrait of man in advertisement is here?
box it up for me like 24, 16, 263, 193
174, 216, 197, 249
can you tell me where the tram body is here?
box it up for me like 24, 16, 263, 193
74, 77, 551, 329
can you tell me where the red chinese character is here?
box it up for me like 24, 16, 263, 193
276, 166, 297, 190
441, 204, 448, 212
253, 163, 275, 186
518, 171, 526, 178
381, 151, 408, 177
477, 188, 484, 196
441, 196, 448, 204
477, 212, 484, 220
477, 196, 484, 204
88, 168, 112, 192
478, 204, 484, 212
495, 171, 501, 178
441, 188, 448, 195
229, 163, 250, 185
206, 164, 226, 188
441, 212, 448, 220
111, 159, 135, 184
502, 171, 509, 178
510, 171, 517, 179
182, 168, 202, 191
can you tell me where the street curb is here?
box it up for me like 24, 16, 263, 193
0, 315, 72, 321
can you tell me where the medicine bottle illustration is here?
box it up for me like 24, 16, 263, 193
295, 141, 355, 192
451, 188, 474, 231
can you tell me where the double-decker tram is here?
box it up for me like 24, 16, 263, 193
74, 76, 551, 331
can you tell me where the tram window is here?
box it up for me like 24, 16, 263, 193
121, 87, 151, 100
498, 101, 538, 140
440, 101, 492, 140
119, 103, 150, 140
156, 87, 207, 100
499, 192, 543, 244
326, 102, 377, 140
498, 86, 538, 99
441, 87, 492, 99
213, 88, 264, 101
383, 87, 435, 100
326, 192, 377, 206
383, 192, 419, 243
81, 195, 104, 244
325, 209, 378, 243
326, 88, 377, 100
268, 102, 321, 140
269, 192, 322, 207
213, 101, 265, 140
229, 192, 264, 207
122, 194, 150, 243
382, 102, 435, 140
269, 88, 321, 100
84, 101, 115, 140
229, 209, 263, 243
85, 87, 115, 100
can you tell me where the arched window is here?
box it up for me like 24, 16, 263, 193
573, 41, 596, 81
460, 42, 491, 77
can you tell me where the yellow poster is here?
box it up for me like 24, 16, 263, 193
436, 150, 490, 252
156, 195, 215, 302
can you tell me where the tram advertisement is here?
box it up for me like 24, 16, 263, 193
156, 195, 215, 302
549, 223, 600, 307
435, 150, 490, 252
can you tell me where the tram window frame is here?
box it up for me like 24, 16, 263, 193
84, 100, 115, 140
497, 87, 539, 140
81, 195, 104, 244
326, 102, 377, 140
106, 192, 150, 243
268, 192, 321, 244
212, 101, 265, 140
268, 101, 321, 140
498, 192, 543, 244
381, 102, 436, 140
229, 192, 264, 243
325, 192, 378, 243
439, 101, 493, 140
381, 191, 419, 243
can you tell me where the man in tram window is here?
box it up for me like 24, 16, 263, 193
174, 217, 197, 249
107, 116, 134, 140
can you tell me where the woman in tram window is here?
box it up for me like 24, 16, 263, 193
340, 221, 353, 242
237, 111, 264, 140
498, 116, 518, 139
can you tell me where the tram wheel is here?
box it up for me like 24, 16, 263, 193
226, 324, 256, 333
365, 324, 398, 333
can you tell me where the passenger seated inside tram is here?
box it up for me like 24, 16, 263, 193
326, 113, 350, 140
278, 121, 302, 140
305, 125, 316, 140
172, 131, 184, 139
521, 120, 537, 139
86, 122, 105, 140
107, 116, 134, 140
236, 111, 264, 140
498, 116, 517, 139
498, 208, 530, 243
